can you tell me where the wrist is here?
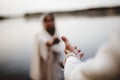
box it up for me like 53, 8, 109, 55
63, 50, 80, 66
46, 40, 53, 47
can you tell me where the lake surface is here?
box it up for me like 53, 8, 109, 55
0, 16, 120, 79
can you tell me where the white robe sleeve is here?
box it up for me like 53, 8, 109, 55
39, 35, 49, 61
64, 43, 120, 80
30, 35, 41, 80
30, 34, 49, 80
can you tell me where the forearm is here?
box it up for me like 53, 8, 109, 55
64, 56, 82, 80
65, 56, 81, 66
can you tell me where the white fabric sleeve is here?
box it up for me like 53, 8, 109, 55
64, 44, 120, 80
64, 31, 120, 80
38, 36, 49, 61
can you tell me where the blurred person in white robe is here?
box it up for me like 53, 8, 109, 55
30, 13, 65, 80
61, 29, 120, 80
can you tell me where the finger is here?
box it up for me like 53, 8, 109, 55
77, 49, 81, 53
61, 36, 69, 45
61, 36, 74, 51
74, 46, 77, 49
79, 53, 84, 58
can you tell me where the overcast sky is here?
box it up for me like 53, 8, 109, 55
0, 0, 120, 16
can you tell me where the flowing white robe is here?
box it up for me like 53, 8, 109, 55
64, 31, 120, 80
30, 31, 64, 80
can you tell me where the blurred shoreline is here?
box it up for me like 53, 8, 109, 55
0, 6, 120, 20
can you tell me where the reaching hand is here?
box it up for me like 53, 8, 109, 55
61, 36, 84, 59
61, 36, 74, 53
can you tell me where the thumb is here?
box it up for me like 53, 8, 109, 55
61, 36, 69, 45
61, 36, 74, 52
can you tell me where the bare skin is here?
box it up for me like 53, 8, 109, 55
61, 36, 84, 59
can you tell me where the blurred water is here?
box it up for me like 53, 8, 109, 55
0, 16, 120, 79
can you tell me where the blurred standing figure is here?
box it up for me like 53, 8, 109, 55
30, 13, 64, 80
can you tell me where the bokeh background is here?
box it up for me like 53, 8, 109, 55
0, 0, 120, 80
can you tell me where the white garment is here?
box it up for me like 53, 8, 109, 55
64, 31, 120, 80
30, 31, 65, 80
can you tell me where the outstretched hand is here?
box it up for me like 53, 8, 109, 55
61, 36, 84, 59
